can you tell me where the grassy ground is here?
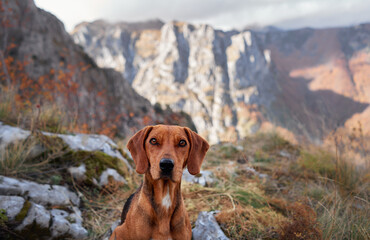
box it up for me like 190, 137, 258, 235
0, 96, 369, 239
75, 132, 368, 239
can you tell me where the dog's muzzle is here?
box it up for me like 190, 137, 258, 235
160, 158, 174, 175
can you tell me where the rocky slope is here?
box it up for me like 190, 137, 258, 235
0, 0, 192, 138
72, 20, 370, 143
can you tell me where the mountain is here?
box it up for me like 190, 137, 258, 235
72, 20, 370, 143
0, 0, 193, 137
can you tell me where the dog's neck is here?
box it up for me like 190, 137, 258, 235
143, 173, 181, 214
142, 173, 182, 236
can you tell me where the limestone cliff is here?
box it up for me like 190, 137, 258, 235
73, 20, 370, 143
73, 21, 278, 143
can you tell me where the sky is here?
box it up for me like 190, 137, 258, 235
34, 0, 370, 32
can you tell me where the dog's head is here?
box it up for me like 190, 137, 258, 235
127, 125, 209, 182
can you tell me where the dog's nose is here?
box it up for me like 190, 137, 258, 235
160, 158, 174, 173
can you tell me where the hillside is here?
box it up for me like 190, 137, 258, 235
1, 122, 368, 239
0, 0, 193, 137
72, 20, 370, 144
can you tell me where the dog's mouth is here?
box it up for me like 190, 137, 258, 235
160, 172, 173, 181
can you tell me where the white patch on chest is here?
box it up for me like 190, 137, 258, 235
161, 185, 172, 209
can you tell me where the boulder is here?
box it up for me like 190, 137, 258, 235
0, 176, 88, 239
192, 211, 229, 240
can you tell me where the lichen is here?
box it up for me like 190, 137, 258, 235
15, 200, 31, 222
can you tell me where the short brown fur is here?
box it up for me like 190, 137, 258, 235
110, 125, 209, 240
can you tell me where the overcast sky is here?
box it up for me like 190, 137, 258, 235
34, 0, 370, 32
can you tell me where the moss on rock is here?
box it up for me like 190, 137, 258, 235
0, 209, 8, 226
15, 200, 31, 222
61, 150, 129, 186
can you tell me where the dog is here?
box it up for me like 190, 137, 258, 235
110, 125, 209, 240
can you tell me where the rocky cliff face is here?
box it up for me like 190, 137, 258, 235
73, 21, 278, 143
0, 0, 192, 137
73, 20, 370, 143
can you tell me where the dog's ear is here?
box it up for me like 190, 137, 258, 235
184, 127, 209, 175
127, 126, 153, 174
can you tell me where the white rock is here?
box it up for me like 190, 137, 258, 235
0, 175, 80, 206
68, 164, 87, 183
69, 206, 83, 225
44, 132, 133, 171
192, 211, 229, 240
0, 122, 133, 171
15, 202, 51, 231
69, 223, 89, 239
0, 195, 25, 221
0, 122, 30, 150
99, 168, 127, 187
50, 209, 72, 238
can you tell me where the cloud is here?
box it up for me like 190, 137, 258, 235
34, 0, 370, 32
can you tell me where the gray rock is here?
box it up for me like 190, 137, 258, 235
69, 223, 89, 239
69, 206, 83, 225
0, 122, 30, 150
99, 168, 128, 187
192, 211, 229, 240
50, 209, 73, 238
15, 202, 51, 231
0, 189, 88, 239
182, 170, 215, 187
68, 164, 87, 183
49, 209, 88, 238
0, 176, 80, 206
279, 150, 291, 158
46, 132, 133, 171
0, 122, 133, 171
0, 195, 25, 221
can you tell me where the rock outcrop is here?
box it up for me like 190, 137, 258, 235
0, 122, 133, 239
73, 20, 370, 143
0, 176, 88, 239
0, 121, 131, 187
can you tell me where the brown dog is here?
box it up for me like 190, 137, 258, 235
110, 125, 209, 240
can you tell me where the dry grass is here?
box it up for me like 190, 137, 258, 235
1, 113, 368, 239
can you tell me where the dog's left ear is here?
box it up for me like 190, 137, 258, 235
127, 126, 153, 174
184, 127, 209, 175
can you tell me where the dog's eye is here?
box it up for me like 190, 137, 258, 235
149, 138, 158, 145
178, 140, 187, 147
